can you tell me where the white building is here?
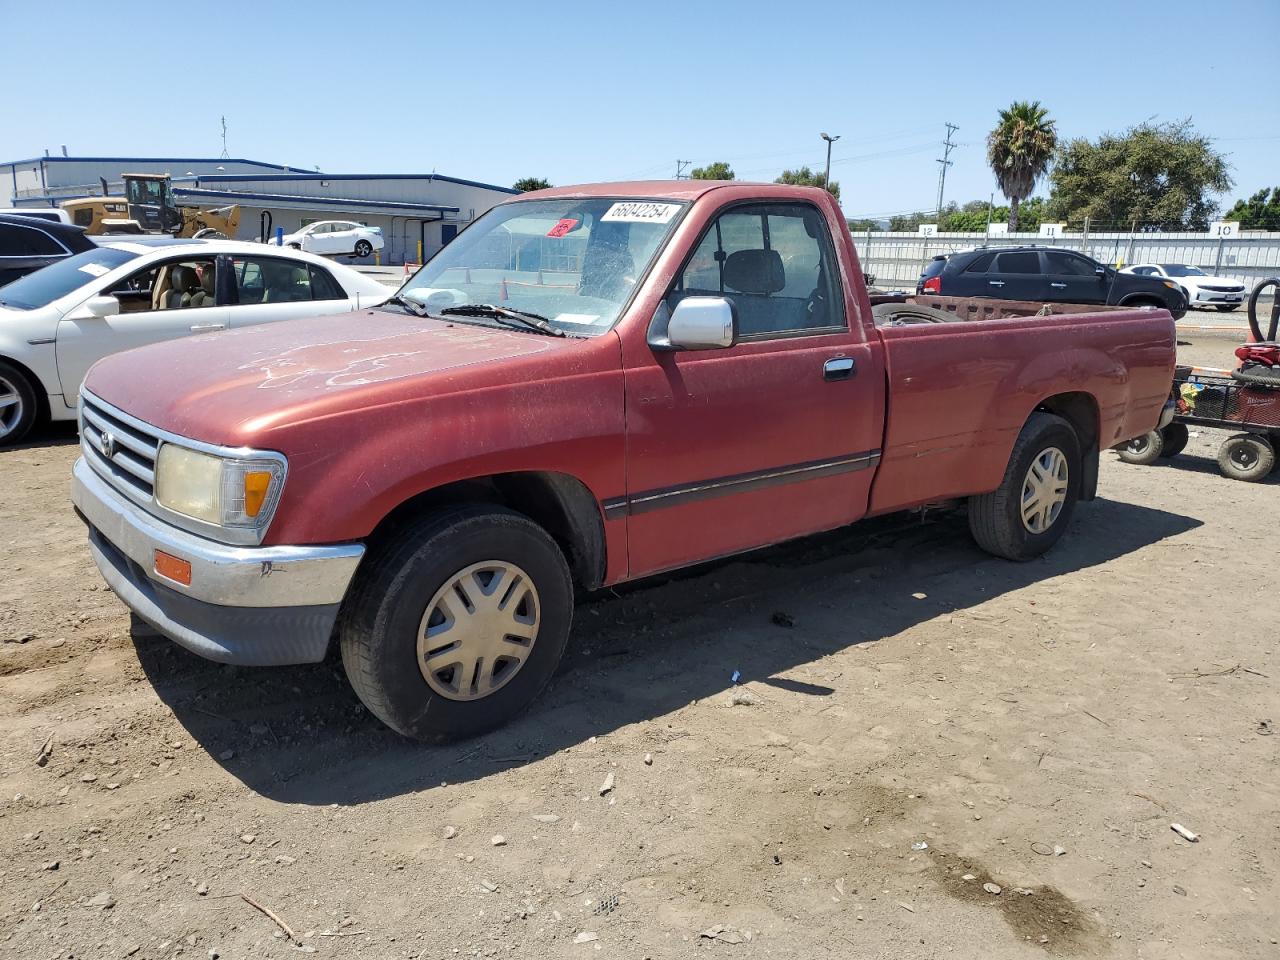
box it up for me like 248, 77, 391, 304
2, 154, 519, 264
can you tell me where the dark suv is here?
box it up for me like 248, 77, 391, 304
917, 245, 1187, 319
0, 214, 96, 287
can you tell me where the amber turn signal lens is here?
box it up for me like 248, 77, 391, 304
154, 550, 192, 586
243, 471, 273, 518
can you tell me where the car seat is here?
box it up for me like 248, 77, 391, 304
724, 249, 786, 334
187, 264, 216, 307
165, 266, 201, 309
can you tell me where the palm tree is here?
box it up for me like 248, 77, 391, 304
987, 101, 1057, 232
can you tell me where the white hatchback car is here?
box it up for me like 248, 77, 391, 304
1121, 263, 1248, 312
277, 221, 384, 259
0, 237, 390, 445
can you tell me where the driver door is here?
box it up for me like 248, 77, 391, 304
55, 257, 228, 402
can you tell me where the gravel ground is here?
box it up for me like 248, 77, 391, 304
0, 334, 1276, 960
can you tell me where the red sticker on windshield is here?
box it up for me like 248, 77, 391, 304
546, 218, 579, 238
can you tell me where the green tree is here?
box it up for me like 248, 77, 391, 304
691, 161, 735, 180
846, 218, 881, 232
775, 166, 840, 201
942, 197, 1044, 232
513, 177, 552, 192
1224, 187, 1280, 230
987, 100, 1057, 232
1046, 119, 1232, 230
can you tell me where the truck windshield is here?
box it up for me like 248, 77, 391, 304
398, 198, 686, 335
0, 247, 139, 310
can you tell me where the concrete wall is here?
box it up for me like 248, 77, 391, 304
855, 230, 1280, 290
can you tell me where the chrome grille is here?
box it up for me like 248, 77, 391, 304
80, 391, 160, 506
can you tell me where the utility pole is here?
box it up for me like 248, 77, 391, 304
674, 159, 692, 180
935, 122, 959, 218
820, 132, 840, 194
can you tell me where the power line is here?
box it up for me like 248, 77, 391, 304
935, 122, 959, 217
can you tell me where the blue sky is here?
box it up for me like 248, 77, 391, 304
2, 0, 1277, 219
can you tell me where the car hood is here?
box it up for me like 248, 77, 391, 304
83, 308, 584, 447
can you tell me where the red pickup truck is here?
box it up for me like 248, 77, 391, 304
72, 181, 1175, 740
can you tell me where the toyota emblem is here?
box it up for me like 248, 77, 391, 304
98, 431, 117, 459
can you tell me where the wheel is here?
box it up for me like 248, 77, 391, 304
1157, 422, 1189, 458
1215, 304, 1239, 312
968, 412, 1081, 561
354, 240, 373, 258
1115, 430, 1163, 465
0, 359, 39, 446
1217, 434, 1275, 482
338, 504, 573, 741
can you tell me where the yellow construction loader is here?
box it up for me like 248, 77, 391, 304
61, 173, 240, 238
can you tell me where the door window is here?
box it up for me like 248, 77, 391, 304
1044, 252, 1097, 276
963, 251, 996, 273
671, 203, 845, 337
992, 251, 1041, 275
231, 257, 319, 303
108, 258, 217, 313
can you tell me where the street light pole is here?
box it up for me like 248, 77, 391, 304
820, 132, 840, 194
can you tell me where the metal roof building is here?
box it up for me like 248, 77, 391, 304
2, 155, 519, 264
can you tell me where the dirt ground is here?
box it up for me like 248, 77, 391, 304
1, 334, 1276, 960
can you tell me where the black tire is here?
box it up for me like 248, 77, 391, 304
1215, 304, 1239, 312
968, 412, 1082, 561
0, 358, 40, 447
1157, 422, 1189, 458
1115, 430, 1163, 465
354, 240, 373, 258
338, 504, 573, 741
1217, 434, 1275, 482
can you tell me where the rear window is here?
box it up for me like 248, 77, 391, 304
993, 251, 1041, 274
920, 257, 946, 279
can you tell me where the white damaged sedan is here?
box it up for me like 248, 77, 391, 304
0, 237, 389, 445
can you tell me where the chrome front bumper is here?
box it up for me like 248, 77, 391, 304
72, 457, 365, 665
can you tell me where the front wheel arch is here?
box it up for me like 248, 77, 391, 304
363, 471, 608, 591
0, 353, 51, 426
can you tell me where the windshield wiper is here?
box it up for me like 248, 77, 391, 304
384, 293, 428, 316
440, 304, 565, 337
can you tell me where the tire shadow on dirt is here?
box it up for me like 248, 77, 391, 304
132, 497, 1200, 806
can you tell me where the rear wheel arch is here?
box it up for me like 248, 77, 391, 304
364, 471, 607, 591
0, 353, 51, 423
1034, 392, 1099, 499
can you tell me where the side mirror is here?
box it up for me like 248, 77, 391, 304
651, 297, 738, 351
73, 295, 121, 320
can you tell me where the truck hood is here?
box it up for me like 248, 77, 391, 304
83, 307, 582, 446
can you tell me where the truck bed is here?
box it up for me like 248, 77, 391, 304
867, 303, 1176, 515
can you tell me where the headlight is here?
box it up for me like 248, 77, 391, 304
1162, 280, 1178, 290
155, 443, 286, 531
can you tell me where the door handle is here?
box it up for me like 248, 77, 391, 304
189, 322, 226, 333
988, 280, 1005, 287
1049, 282, 1067, 289
823, 357, 856, 381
